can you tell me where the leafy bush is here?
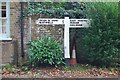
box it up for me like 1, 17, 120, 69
81, 2, 120, 67
28, 36, 64, 67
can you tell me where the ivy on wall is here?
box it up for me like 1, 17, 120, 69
27, 2, 86, 18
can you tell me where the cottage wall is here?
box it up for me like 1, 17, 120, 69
1, 3, 64, 65
1, 2, 20, 64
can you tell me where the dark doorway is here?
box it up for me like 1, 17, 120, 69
70, 28, 87, 64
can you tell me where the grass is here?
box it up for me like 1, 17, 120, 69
63, 64, 88, 73
1, 64, 14, 68
76, 65, 87, 72
63, 66, 70, 71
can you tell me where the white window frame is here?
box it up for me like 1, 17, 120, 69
0, 1, 11, 40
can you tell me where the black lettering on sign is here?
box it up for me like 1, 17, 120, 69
70, 24, 75, 26
70, 20, 76, 22
52, 20, 58, 21
76, 24, 82, 26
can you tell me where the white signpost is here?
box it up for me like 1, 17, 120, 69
36, 16, 90, 66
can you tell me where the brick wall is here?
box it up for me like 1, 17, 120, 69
2, 40, 18, 64
1, 3, 64, 65
1, 2, 20, 64
30, 15, 64, 44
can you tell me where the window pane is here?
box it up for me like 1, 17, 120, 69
2, 18, 6, 33
2, 6, 6, 9
2, 2, 6, 6
2, 11, 6, 17
2, 2, 6, 17
2, 18, 6, 26
2, 26, 6, 33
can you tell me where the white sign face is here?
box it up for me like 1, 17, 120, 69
36, 18, 89, 28
36, 19, 64, 25
69, 19, 89, 28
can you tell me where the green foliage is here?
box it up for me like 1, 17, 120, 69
82, 2, 120, 67
26, 2, 120, 67
2, 64, 14, 69
63, 66, 70, 71
27, 2, 86, 18
28, 36, 64, 67
63, 64, 87, 72
2, 64, 21, 74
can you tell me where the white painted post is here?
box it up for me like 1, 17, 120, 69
64, 14, 70, 66
6, 1, 10, 38
0, 2, 1, 37
0, 2, 2, 66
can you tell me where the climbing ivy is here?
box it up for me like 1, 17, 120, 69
27, 2, 86, 18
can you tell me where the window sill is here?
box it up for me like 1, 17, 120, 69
0, 38, 12, 41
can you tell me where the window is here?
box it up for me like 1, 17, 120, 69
2, 5, 6, 17
0, 1, 11, 40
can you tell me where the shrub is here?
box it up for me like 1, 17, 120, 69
28, 36, 64, 67
81, 2, 120, 67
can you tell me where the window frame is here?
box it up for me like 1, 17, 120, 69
0, 1, 11, 40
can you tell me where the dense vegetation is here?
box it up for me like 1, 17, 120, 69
82, 2, 120, 67
27, 2, 85, 18
27, 2, 120, 67
28, 36, 64, 67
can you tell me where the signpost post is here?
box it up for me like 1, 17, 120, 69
36, 15, 90, 66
